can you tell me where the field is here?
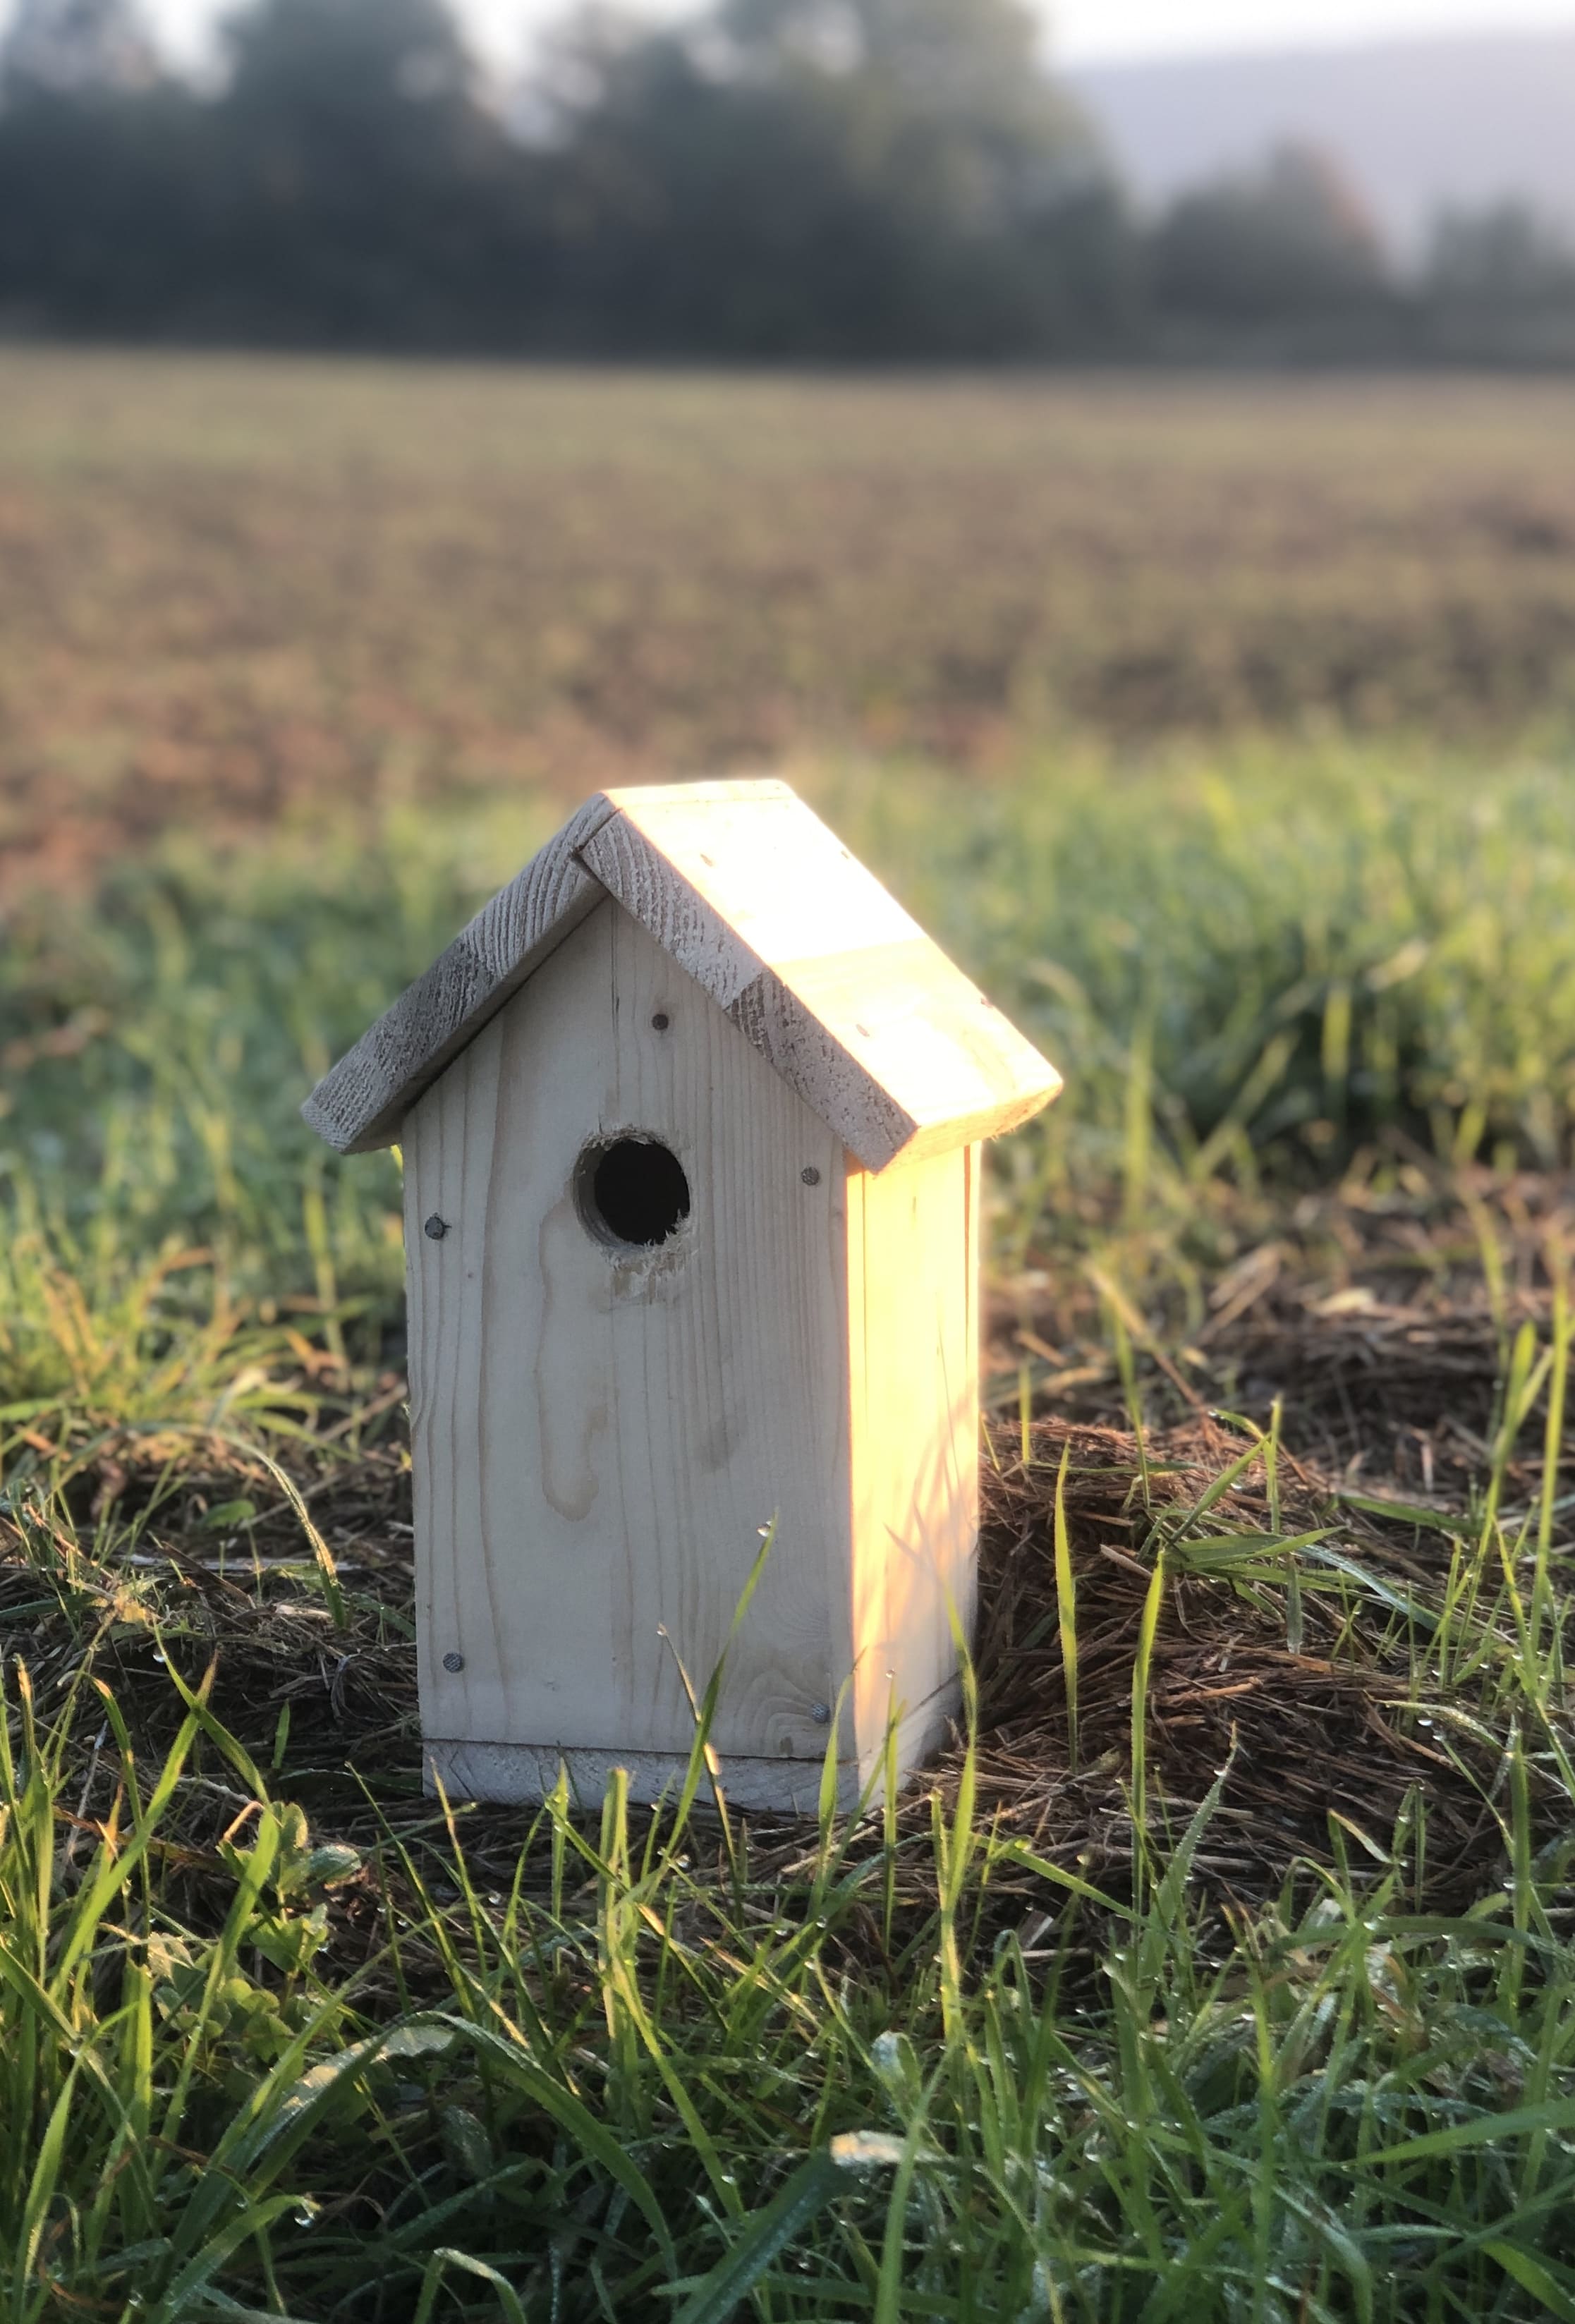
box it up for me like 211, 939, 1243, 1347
6, 353, 1575, 886
4, 351, 1575, 2322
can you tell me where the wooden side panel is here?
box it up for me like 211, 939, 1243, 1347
403, 896, 853, 1772
844, 1144, 980, 1772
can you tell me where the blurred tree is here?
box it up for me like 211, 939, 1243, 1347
0, 0, 157, 99
0, 0, 213, 333
531, 0, 1138, 354
18, 0, 1564, 363
1150, 142, 1391, 327
211, 0, 539, 343
1424, 200, 1575, 310
221, 0, 477, 123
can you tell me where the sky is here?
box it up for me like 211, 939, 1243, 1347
142, 0, 1575, 76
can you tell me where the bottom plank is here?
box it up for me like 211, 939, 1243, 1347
425, 1688, 959, 1815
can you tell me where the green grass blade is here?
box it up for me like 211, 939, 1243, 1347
1053, 1437, 1080, 1777
671, 2144, 878, 2324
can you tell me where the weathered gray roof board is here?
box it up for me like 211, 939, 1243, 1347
303, 779, 1062, 1172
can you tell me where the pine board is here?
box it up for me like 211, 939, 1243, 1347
403, 894, 852, 1767
845, 1143, 980, 1764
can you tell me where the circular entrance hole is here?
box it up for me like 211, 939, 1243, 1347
575, 1136, 691, 1251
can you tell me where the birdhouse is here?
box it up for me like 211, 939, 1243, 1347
304, 781, 1062, 1811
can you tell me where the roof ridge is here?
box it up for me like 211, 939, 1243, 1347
303, 781, 1061, 1169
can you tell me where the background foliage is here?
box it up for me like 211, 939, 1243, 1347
2, 0, 1573, 356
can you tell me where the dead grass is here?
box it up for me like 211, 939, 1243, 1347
973, 1420, 1506, 1920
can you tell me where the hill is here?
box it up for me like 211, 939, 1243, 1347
1069, 30, 1575, 257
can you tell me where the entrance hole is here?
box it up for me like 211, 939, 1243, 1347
575, 1136, 691, 1250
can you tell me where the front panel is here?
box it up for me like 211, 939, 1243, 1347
403, 896, 852, 1775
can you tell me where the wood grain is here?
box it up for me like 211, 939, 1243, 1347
844, 1143, 980, 1770
403, 894, 852, 1768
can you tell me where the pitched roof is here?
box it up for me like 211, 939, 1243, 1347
302, 779, 1062, 1172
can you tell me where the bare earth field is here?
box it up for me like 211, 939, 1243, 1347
4, 351, 1575, 883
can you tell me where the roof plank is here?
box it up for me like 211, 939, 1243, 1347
303, 779, 1062, 1168
301, 791, 616, 1155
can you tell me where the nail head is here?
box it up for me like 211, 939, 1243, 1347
442, 1651, 465, 1673
801, 1166, 822, 1186
424, 1214, 449, 1241
652, 1011, 669, 1030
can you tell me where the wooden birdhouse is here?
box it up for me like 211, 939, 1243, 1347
304, 781, 1062, 1811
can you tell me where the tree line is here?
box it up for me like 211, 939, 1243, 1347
2, 0, 1572, 360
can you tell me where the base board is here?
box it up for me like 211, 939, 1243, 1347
424, 1689, 959, 1815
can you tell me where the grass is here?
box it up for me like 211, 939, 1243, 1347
6, 743, 1574, 1388
5, 748, 1575, 2318
5, 1381, 1575, 2321
4, 350, 1575, 2318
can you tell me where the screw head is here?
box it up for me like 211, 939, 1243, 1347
810, 1701, 832, 1724
442, 1650, 465, 1674
424, 1214, 449, 1241
801, 1166, 822, 1187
